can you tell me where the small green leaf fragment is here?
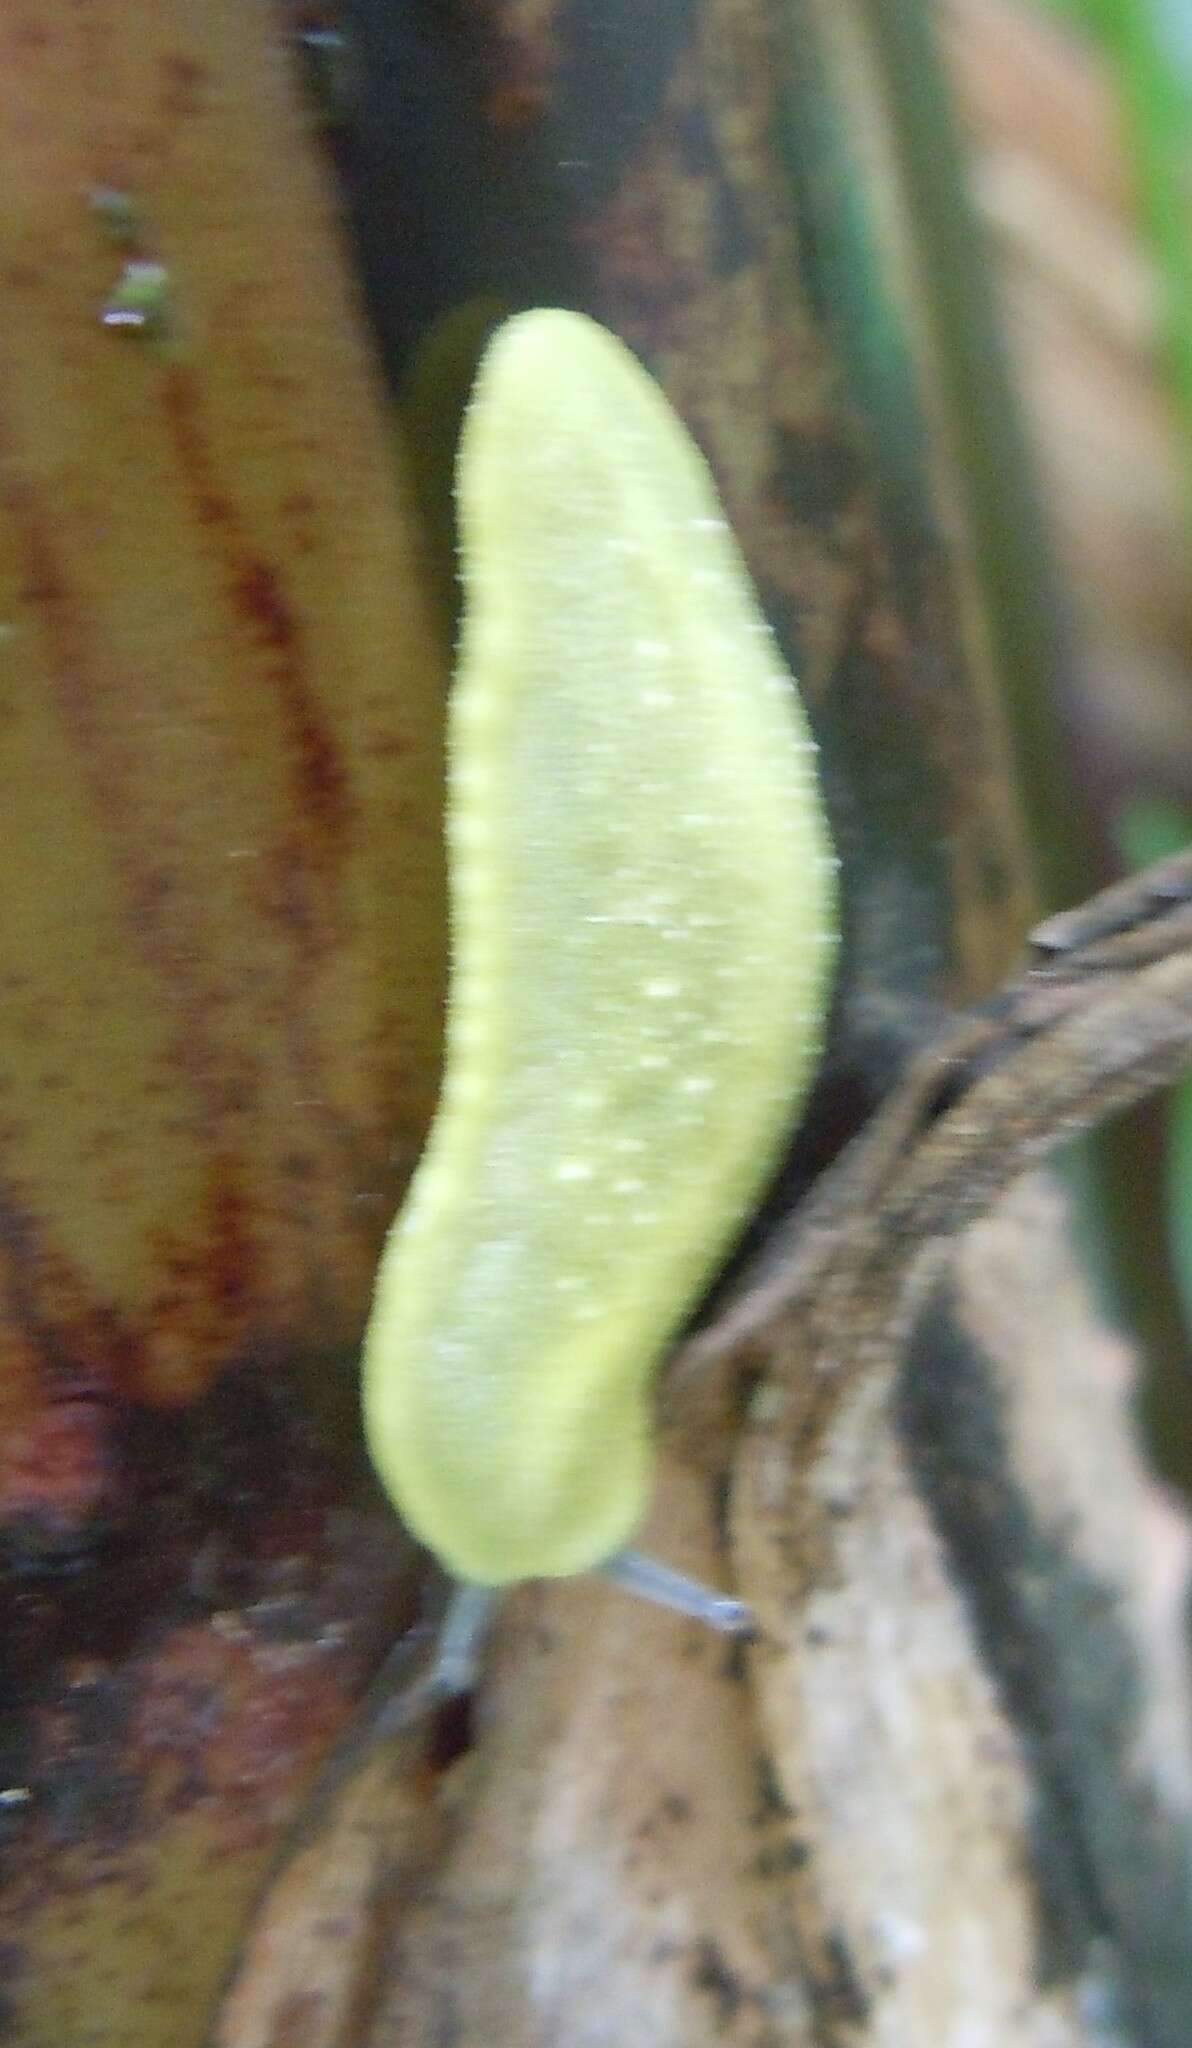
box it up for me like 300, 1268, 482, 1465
100, 260, 172, 337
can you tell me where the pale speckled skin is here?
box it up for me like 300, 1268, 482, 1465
362, 311, 836, 1585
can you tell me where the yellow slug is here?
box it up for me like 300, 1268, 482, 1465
362, 309, 836, 1587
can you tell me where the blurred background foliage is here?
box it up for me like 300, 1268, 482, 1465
938, 0, 1192, 1485
1044, 0, 1192, 481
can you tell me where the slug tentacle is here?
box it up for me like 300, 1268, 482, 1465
362, 310, 837, 1588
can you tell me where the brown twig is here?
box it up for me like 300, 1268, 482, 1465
696, 848, 1192, 2046
669, 847, 1192, 1426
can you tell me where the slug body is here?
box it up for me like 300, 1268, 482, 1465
363, 310, 836, 1586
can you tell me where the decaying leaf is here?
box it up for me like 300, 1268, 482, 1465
0, 2, 446, 2039
212, 859, 1192, 2048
